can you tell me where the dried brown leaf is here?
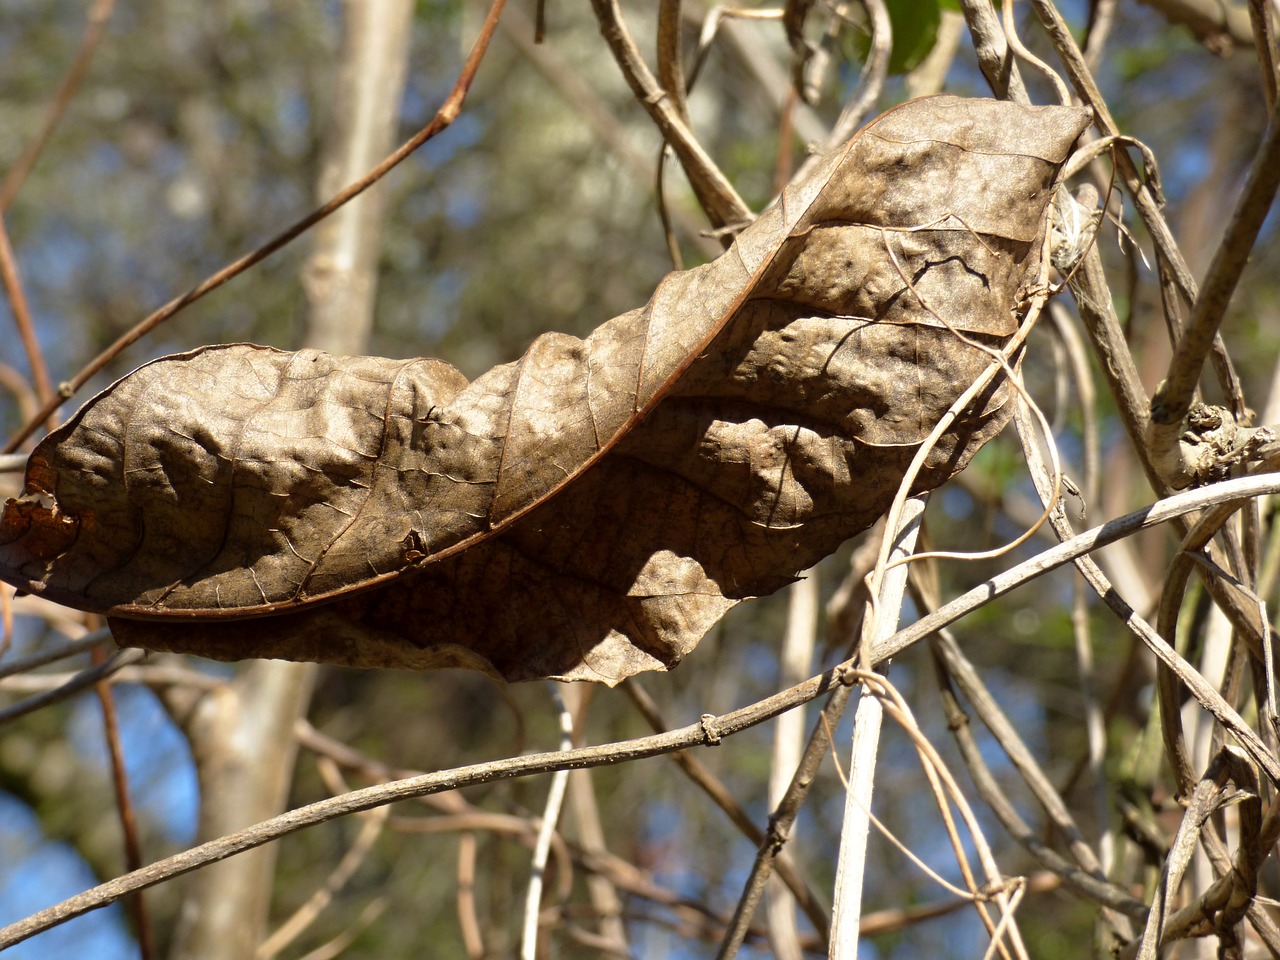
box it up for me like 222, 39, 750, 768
0, 96, 1089, 682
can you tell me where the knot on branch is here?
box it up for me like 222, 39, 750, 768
699, 713, 722, 746
1146, 401, 1276, 490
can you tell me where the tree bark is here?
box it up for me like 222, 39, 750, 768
167, 2, 413, 957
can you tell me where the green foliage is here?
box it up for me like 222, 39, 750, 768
847, 0, 943, 76
886, 0, 944, 75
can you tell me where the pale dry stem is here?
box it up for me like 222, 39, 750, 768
255, 763, 390, 960
10, 476, 1280, 950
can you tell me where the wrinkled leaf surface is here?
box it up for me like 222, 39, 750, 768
0, 96, 1090, 682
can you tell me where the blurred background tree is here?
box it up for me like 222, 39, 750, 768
2, 1, 1279, 958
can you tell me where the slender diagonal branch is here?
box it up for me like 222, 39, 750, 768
2, 0, 509, 454
1149, 112, 1280, 435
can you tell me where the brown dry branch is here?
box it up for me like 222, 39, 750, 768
0, 96, 1089, 685
1248, 0, 1280, 113
621, 678, 832, 938
1133, 748, 1259, 958
1083, 0, 1119, 70
89, 641, 155, 960
0, 217, 55, 434
1029, 0, 1249, 419
913, 572, 1117, 898
927, 624, 1145, 925
690, 8, 828, 146
254, 790, 390, 960
0, 0, 510, 455
958, 0, 1030, 102
590, 0, 753, 233
929, 640, 1148, 920
0, 668, 847, 950
1136, 0, 1255, 51
868, 473, 1280, 674
0, 645, 143, 726
1015, 405, 1277, 784
0, 0, 117, 213
6, 473, 1280, 950
790, 0, 895, 187
1148, 110, 1280, 488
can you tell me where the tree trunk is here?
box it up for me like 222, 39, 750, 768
167, 3, 413, 957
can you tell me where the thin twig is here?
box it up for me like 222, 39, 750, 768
656, 0, 689, 121
588, 0, 753, 233
915, 573, 1115, 889
1082, 0, 1118, 71
0, 630, 111, 679
521, 684, 574, 960
621, 679, 832, 940
870, 473, 1280, 673
0, 647, 145, 726
0, 216, 56, 434
1018, 413, 1280, 790
91, 642, 153, 960
1119, 773, 1275, 958
873, 681, 1031, 960
296, 898, 389, 960
1028, 0, 1247, 417
255, 787, 390, 960
1133, 751, 1242, 959
2, 0, 510, 454
1002, 0, 1070, 105
1149, 111, 1280, 460
0, 668, 852, 951
829, 495, 925, 956
6, 473, 1280, 950
793, 0, 891, 183
1154, 484, 1276, 796
957, 0, 1030, 102
1248, 0, 1279, 115
0, 0, 117, 212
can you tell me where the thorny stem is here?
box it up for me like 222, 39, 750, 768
1, 0, 510, 455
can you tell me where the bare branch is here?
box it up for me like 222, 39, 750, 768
2, 0, 510, 454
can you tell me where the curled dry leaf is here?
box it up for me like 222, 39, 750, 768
0, 97, 1089, 683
